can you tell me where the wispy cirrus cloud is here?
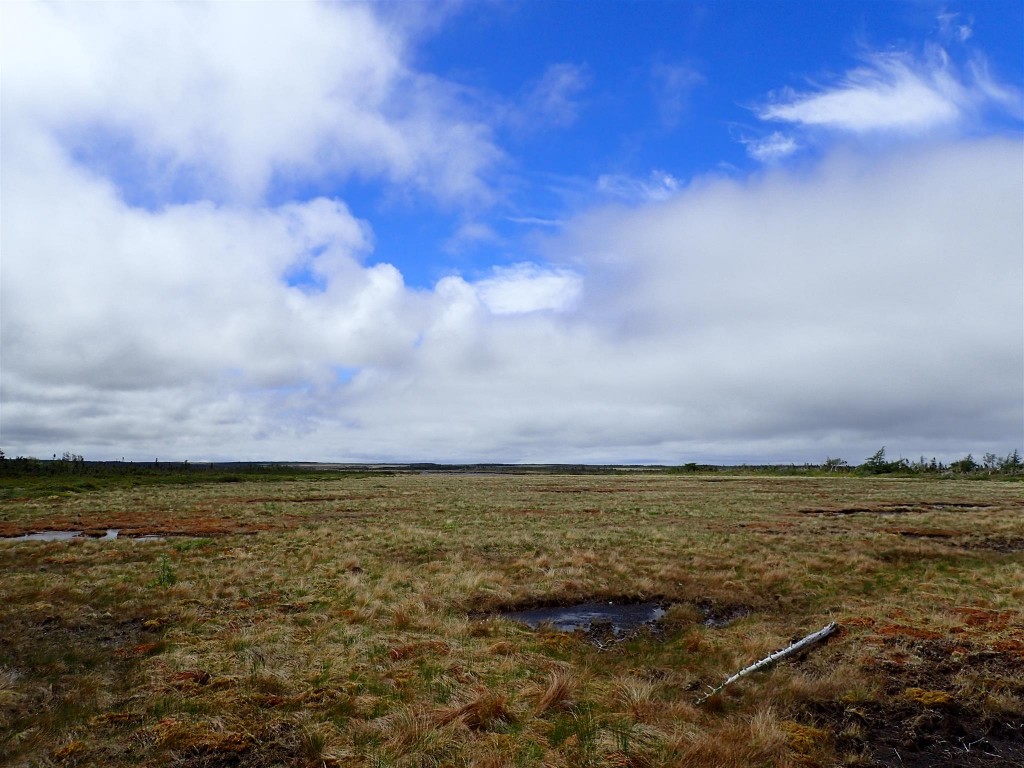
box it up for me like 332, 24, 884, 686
937, 11, 973, 43
650, 62, 704, 128
442, 221, 503, 255
756, 47, 1020, 135
596, 170, 681, 202
741, 131, 799, 163
520, 62, 590, 129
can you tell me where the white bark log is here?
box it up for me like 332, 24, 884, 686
696, 621, 837, 705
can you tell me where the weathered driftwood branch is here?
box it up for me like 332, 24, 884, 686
696, 621, 837, 705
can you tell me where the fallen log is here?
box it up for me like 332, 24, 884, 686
696, 621, 837, 705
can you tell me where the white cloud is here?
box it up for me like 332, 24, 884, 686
742, 132, 799, 163
937, 12, 973, 43
2, 1, 499, 205
2, 138, 419, 390
2, 3, 1021, 465
596, 170, 681, 202
757, 49, 1019, 134
472, 264, 582, 315
506, 216, 563, 227
650, 62, 704, 128
360, 139, 1019, 463
519, 62, 589, 129
442, 221, 502, 255
6, 133, 1019, 463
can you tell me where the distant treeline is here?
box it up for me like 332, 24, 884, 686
673, 447, 1023, 477
0, 452, 394, 498
1, 447, 1021, 484
0, 453, 318, 478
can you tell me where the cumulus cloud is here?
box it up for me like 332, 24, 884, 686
1, 0, 470, 456
3, 1, 499, 205
549, 139, 1023, 459
9, 134, 1019, 464
757, 48, 1020, 134
472, 264, 582, 315
358, 139, 1018, 464
2, 3, 1020, 464
3, 139, 418, 389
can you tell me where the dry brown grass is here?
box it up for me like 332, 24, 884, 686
534, 669, 577, 714
1, 473, 1021, 766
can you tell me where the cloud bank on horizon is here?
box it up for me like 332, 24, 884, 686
2, 1, 1021, 464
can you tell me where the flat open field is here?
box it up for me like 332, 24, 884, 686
1, 473, 1022, 767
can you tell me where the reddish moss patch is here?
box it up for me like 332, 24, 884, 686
876, 624, 944, 641
955, 608, 1016, 629
170, 669, 212, 688
115, 641, 163, 659
387, 640, 451, 661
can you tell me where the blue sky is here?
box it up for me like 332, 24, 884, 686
2, 0, 1022, 463
367, 0, 1024, 286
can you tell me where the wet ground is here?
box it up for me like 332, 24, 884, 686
2, 529, 163, 542
7, 530, 86, 541
799, 501, 999, 515
499, 601, 666, 635
806, 623, 1024, 767
495, 598, 752, 646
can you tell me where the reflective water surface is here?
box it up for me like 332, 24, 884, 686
4, 529, 164, 542
9, 530, 83, 542
500, 601, 665, 635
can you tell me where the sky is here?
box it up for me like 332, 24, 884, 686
1, 0, 1022, 465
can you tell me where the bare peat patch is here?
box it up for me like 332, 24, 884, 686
960, 535, 1024, 554
809, 635, 1024, 767
696, 600, 752, 628
885, 528, 1024, 554
800, 501, 995, 516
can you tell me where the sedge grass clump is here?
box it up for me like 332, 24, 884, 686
533, 669, 578, 715
612, 676, 658, 722
436, 686, 517, 732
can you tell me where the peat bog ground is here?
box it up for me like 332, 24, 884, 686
1, 472, 1021, 766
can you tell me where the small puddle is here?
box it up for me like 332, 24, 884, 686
499, 601, 665, 636
9, 530, 84, 542
4, 529, 164, 542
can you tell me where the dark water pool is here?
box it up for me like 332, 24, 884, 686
500, 601, 665, 635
